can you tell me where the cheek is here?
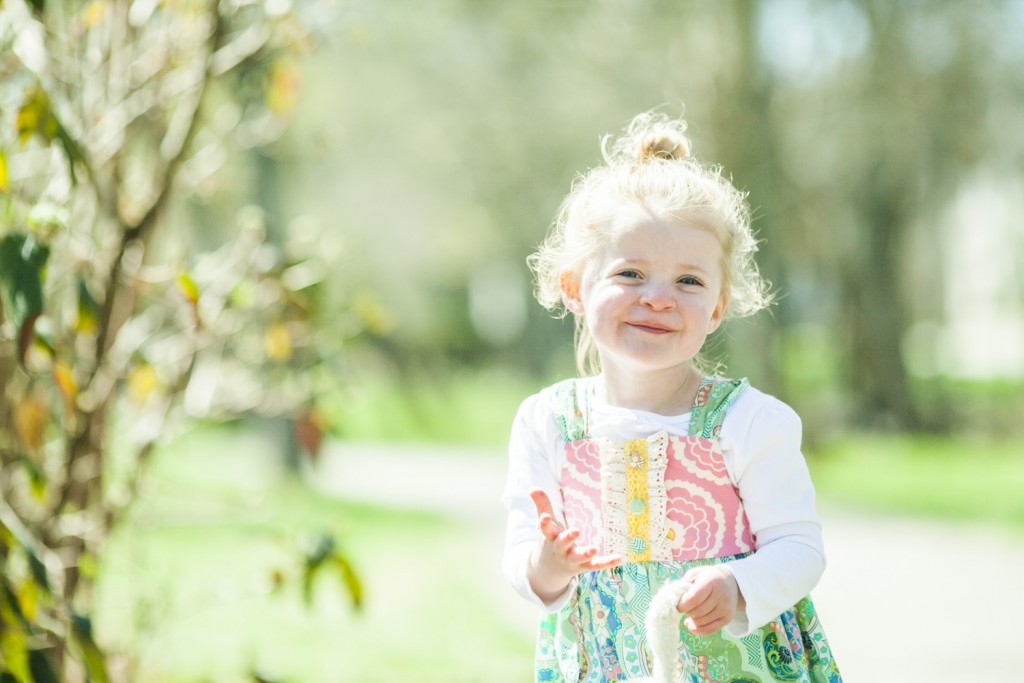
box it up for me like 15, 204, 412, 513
584, 284, 628, 312
681, 295, 712, 314
683, 297, 720, 327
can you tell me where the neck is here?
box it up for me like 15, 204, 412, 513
597, 364, 701, 415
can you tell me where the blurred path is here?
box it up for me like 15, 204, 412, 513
312, 441, 1024, 682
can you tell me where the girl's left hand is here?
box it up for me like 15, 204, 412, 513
676, 565, 745, 636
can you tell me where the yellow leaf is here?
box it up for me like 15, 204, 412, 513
127, 364, 158, 405
15, 103, 39, 147
267, 59, 302, 117
79, 552, 99, 580
14, 392, 48, 451
76, 278, 100, 334
53, 362, 78, 412
333, 553, 363, 610
27, 334, 55, 370
22, 456, 46, 500
176, 271, 199, 305
16, 85, 58, 147
83, 0, 109, 26
16, 578, 40, 621
0, 151, 8, 193
0, 625, 31, 683
265, 323, 292, 361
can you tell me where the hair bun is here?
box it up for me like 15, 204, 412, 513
636, 131, 691, 162
604, 111, 692, 164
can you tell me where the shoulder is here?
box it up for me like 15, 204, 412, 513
716, 384, 807, 482
514, 378, 576, 418
724, 383, 802, 437
718, 383, 804, 478
508, 380, 580, 475
511, 377, 583, 441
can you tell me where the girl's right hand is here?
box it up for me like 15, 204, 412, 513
526, 488, 623, 603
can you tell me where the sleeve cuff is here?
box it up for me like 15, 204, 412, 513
505, 541, 576, 613
721, 533, 826, 633
717, 564, 753, 637
536, 577, 576, 613
724, 612, 751, 637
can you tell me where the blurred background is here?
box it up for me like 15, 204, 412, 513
1, 0, 1023, 681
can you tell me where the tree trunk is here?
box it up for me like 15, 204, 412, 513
714, 0, 785, 393
843, 166, 920, 428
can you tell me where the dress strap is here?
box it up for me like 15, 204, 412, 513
688, 377, 749, 438
552, 378, 590, 442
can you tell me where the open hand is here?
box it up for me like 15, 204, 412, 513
527, 488, 623, 603
676, 565, 745, 636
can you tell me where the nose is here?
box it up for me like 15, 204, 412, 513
640, 282, 675, 311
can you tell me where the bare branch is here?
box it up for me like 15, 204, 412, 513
211, 20, 273, 76
94, 1, 226, 369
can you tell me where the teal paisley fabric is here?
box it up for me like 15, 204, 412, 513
534, 378, 842, 683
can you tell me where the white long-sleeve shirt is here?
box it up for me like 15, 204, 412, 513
501, 378, 826, 636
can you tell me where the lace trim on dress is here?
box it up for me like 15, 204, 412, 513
598, 431, 671, 562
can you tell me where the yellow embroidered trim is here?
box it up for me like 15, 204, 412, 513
624, 438, 650, 562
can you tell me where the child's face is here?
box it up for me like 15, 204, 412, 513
565, 217, 727, 377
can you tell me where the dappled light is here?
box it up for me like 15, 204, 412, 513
2, 1, 1024, 681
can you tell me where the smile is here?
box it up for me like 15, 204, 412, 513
627, 322, 675, 334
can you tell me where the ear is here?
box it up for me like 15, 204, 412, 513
707, 293, 728, 333
560, 271, 583, 314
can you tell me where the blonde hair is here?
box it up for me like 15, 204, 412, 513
528, 110, 771, 375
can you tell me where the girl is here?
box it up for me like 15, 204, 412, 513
502, 112, 842, 682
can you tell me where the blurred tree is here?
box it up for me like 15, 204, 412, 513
847, 0, 1000, 429
706, 1, 787, 393
260, 0, 1023, 437
0, 0, 357, 680
769, 0, 1009, 429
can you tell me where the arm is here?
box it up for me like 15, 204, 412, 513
501, 393, 572, 609
717, 394, 826, 636
501, 394, 621, 611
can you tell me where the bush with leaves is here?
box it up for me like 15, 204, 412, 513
0, 0, 358, 680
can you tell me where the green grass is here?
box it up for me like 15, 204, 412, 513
808, 434, 1024, 533
95, 425, 533, 683
92, 406, 1024, 680
321, 367, 1024, 536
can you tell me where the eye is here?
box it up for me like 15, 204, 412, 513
677, 276, 704, 287
615, 269, 642, 280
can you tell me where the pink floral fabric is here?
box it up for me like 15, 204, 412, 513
534, 377, 842, 682
561, 434, 755, 562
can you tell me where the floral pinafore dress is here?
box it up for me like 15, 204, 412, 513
535, 377, 842, 683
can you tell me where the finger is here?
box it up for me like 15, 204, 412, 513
669, 580, 695, 613
684, 598, 724, 626
529, 488, 554, 518
567, 545, 596, 563
538, 513, 563, 541
555, 527, 581, 549
583, 554, 625, 571
681, 597, 718, 622
685, 614, 730, 636
678, 581, 713, 613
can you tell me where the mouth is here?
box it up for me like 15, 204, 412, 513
627, 321, 675, 334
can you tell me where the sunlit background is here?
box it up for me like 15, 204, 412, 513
1, 1, 1023, 682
